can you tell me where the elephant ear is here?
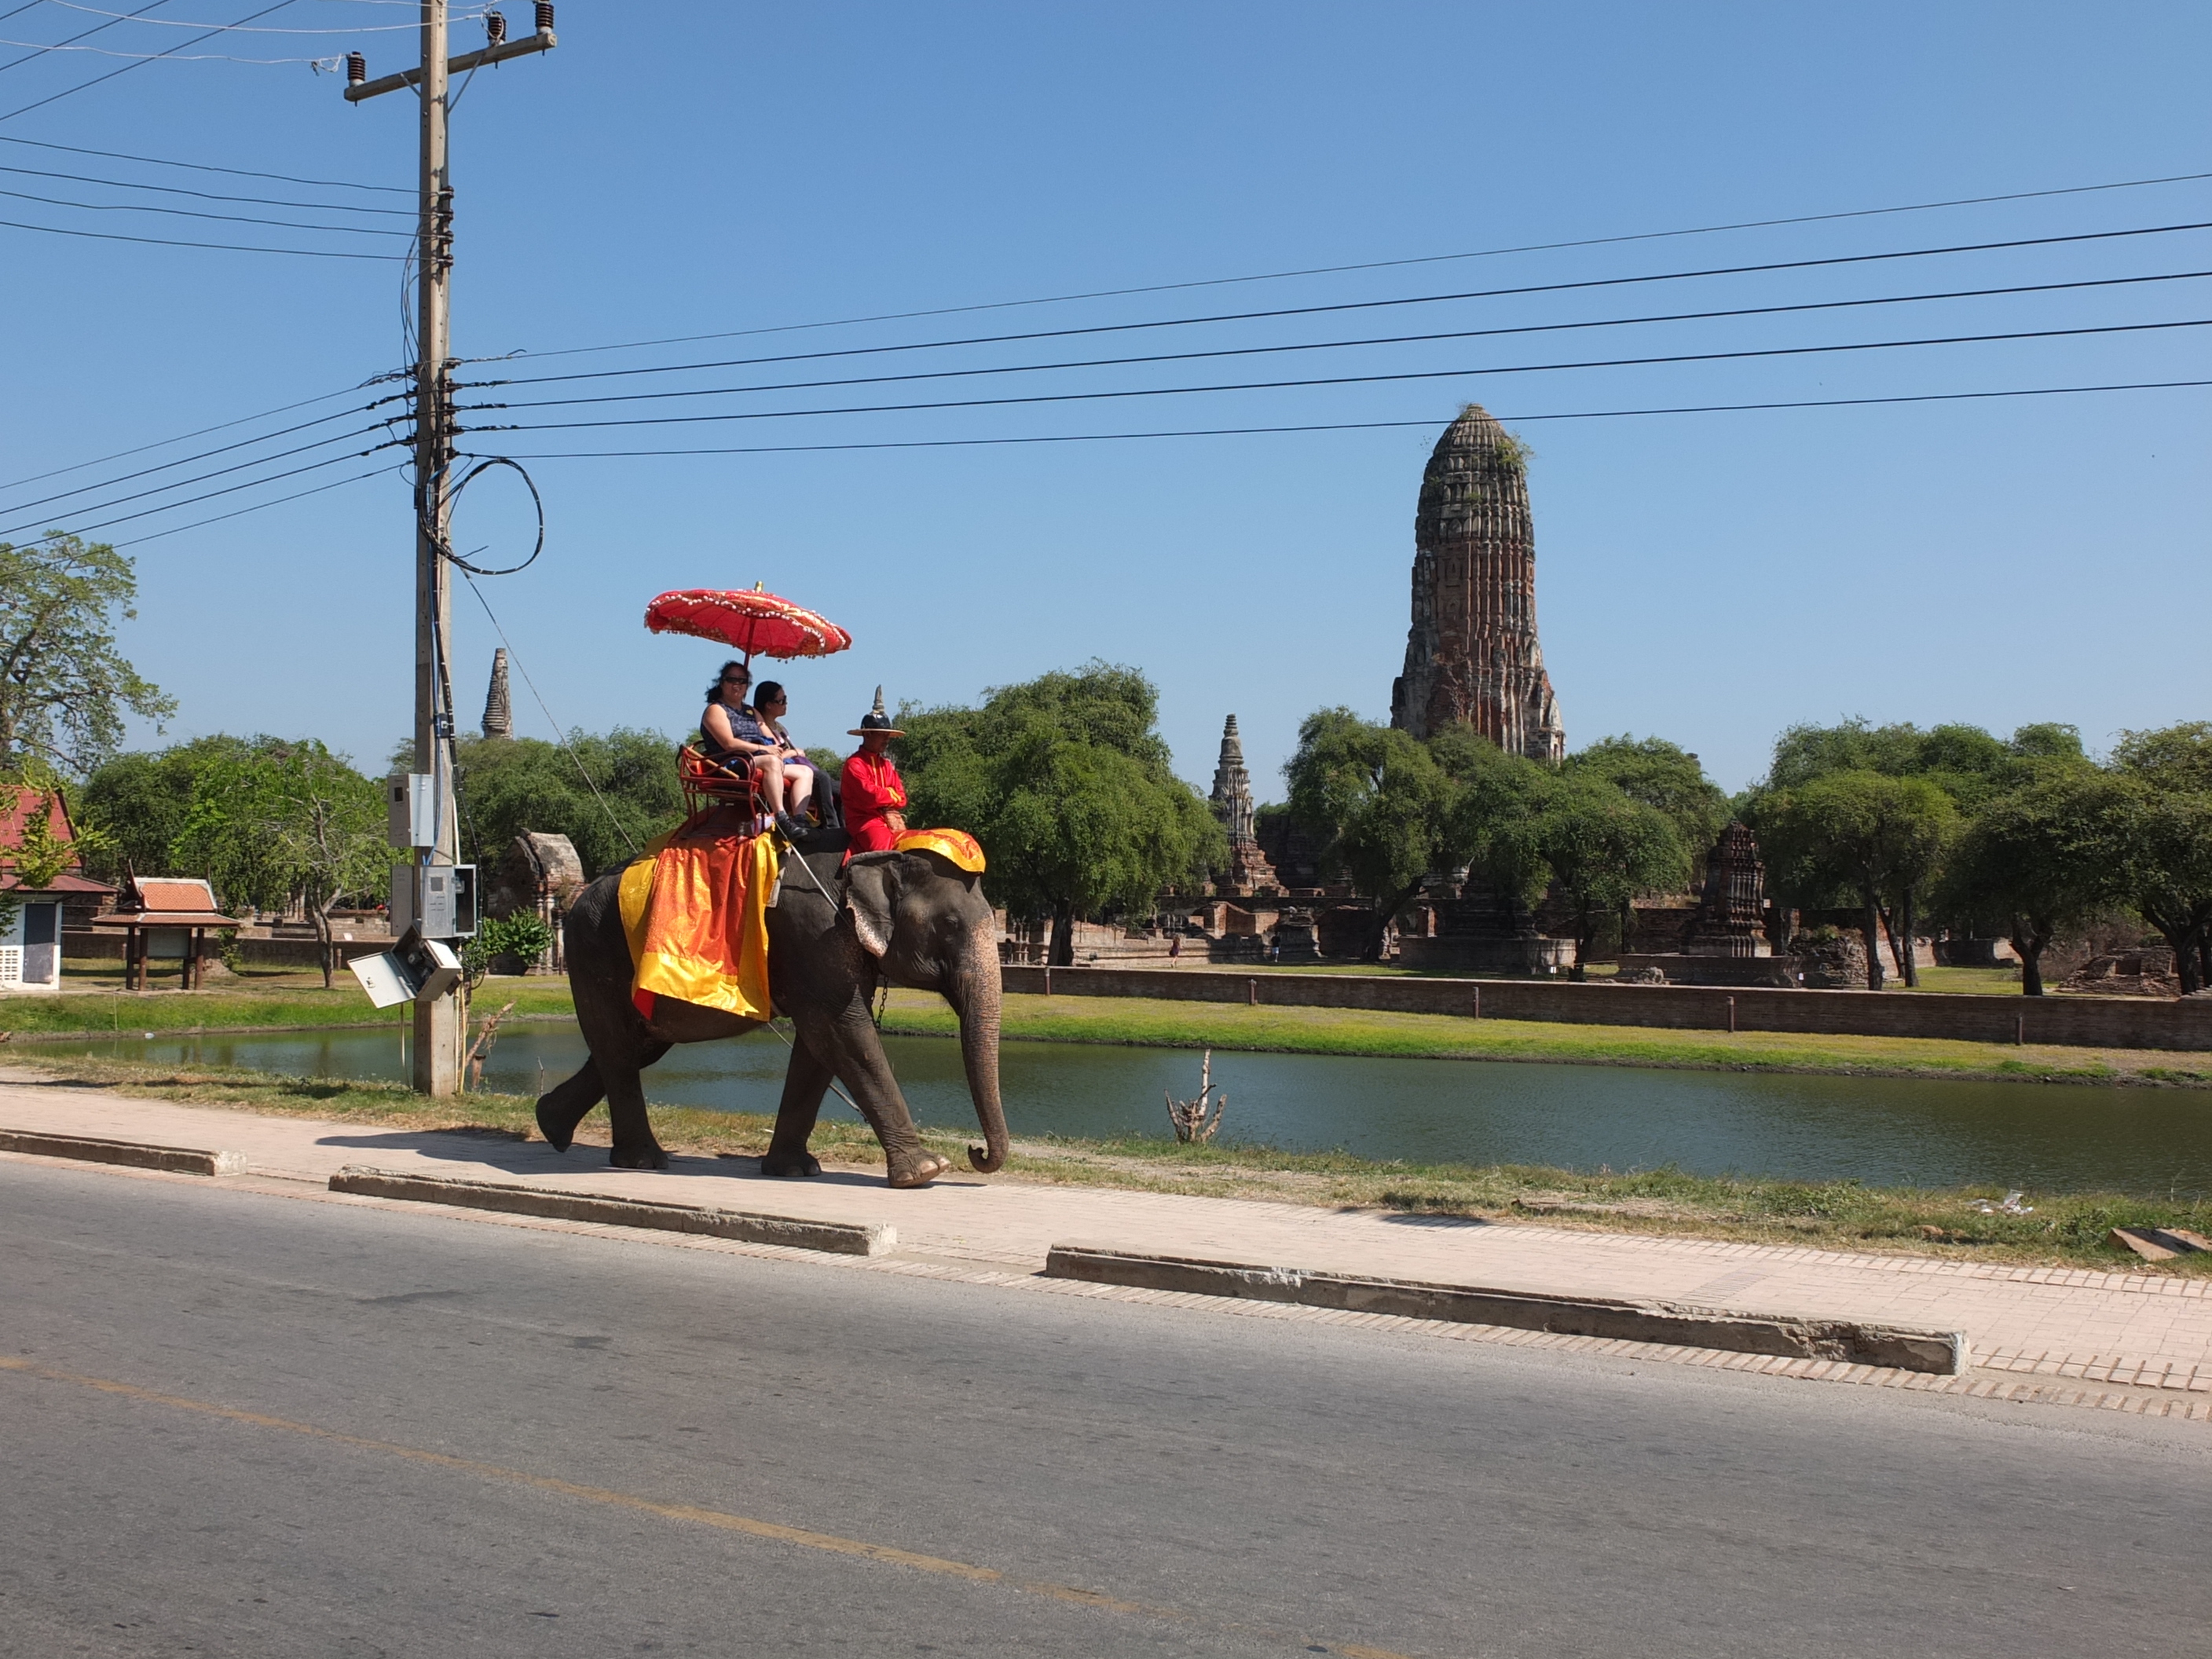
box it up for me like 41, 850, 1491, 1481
844, 854, 900, 958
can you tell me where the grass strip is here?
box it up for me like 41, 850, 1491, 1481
9, 1053, 2208, 1276
881, 991, 2212, 1088
5, 978, 576, 1039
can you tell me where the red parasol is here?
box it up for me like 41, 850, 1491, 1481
643, 584, 853, 663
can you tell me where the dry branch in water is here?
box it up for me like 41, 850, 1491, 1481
1166, 1049, 1227, 1143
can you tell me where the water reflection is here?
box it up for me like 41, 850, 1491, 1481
44, 1023, 2212, 1197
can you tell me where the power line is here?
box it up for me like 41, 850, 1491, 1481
0, 34, 350, 62
504, 170, 2212, 364
0, 416, 394, 530
38, 1, 482, 30
0, 179, 412, 233
0, 0, 170, 77
29, 436, 400, 537
467, 317, 2212, 438
461, 377, 2212, 462
0, 129, 403, 192
475, 221, 2212, 394
108, 460, 398, 548
462, 269, 2212, 418
0, 211, 403, 255
0, 375, 379, 492
0, 0, 306, 126
0, 158, 411, 212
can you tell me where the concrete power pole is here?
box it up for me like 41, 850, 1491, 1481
346, 5, 557, 1094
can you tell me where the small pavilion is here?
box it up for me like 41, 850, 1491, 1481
92, 875, 237, 990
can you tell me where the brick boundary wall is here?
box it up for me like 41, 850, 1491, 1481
999, 965, 2212, 1053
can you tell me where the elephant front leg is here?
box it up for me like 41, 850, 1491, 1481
761, 1039, 830, 1177
603, 1041, 673, 1170
535, 1057, 605, 1152
801, 1008, 950, 1188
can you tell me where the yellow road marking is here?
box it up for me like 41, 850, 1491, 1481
0, 1353, 1419, 1658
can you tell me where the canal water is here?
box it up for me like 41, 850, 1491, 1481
40, 1022, 2212, 1196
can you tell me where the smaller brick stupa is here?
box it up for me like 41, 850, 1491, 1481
1207, 716, 1278, 895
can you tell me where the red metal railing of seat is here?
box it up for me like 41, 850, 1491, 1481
677, 745, 762, 821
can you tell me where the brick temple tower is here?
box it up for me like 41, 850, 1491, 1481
1208, 715, 1277, 894
1390, 405, 1565, 760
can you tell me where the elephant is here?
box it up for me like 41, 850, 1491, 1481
533, 831, 1008, 1188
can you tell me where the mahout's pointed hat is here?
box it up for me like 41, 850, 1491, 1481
848, 686, 906, 738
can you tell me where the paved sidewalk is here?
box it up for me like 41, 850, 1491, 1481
3, 1075, 2209, 1415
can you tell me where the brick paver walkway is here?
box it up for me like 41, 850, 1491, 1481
3, 1074, 2207, 1419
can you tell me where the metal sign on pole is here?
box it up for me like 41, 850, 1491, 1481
344, 4, 558, 1096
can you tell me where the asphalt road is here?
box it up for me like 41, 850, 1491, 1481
2, 1158, 2207, 1658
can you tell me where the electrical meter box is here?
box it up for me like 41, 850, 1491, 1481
390, 862, 477, 940
349, 929, 463, 1009
386, 772, 438, 850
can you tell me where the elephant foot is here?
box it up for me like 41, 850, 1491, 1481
610, 1143, 670, 1171
534, 1099, 576, 1153
885, 1152, 952, 1189
760, 1148, 822, 1179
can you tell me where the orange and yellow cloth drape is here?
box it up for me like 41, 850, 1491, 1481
619, 823, 781, 1021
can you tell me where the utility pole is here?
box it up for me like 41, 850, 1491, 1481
346, 5, 557, 1095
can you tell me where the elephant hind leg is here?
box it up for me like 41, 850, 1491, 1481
537, 1042, 669, 1154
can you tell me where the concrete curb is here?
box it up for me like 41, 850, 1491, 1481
0, 1128, 246, 1177
328, 1166, 897, 1257
1044, 1245, 1968, 1375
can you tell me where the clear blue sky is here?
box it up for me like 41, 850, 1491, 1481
4, 2, 2205, 797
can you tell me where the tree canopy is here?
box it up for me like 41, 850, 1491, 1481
449, 728, 684, 880
1936, 772, 2116, 994
1563, 734, 1727, 855
899, 664, 1221, 965
1752, 771, 1958, 987
0, 534, 175, 775
1284, 709, 1457, 958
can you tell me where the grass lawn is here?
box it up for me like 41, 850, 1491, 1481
9, 972, 574, 1038
880, 990, 2212, 1087
11, 1052, 2207, 1275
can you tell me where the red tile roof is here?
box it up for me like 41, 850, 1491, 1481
0, 784, 81, 871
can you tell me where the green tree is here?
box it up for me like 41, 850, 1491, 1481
171, 740, 385, 985
2104, 723, 2212, 992
1563, 734, 1727, 858
1284, 710, 1458, 960
1754, 771, 1958, 988
449, 728, 685, 880
899, 664, 1221, 966
77, 734, 276, 881
1537, 774, 1688, 980
1936, 775, 2115, 995
0, 534, 176, 773
1429, 723, 1555, 908
1764, 717, 2085, 812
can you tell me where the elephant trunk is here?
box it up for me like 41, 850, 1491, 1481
950, 935, 1008, 1174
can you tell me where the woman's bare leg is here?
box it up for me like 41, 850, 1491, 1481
754, 754, 787, 814
786, 764, 815, 820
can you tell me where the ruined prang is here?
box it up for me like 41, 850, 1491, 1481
1390, 405, 1566, 761
482, 647, 513, 740
1683, 822, 1772, 958
1208, 715, 1277, 894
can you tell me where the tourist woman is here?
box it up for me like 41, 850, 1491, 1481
700, 661, 814, 838
752, 679, 840, 827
